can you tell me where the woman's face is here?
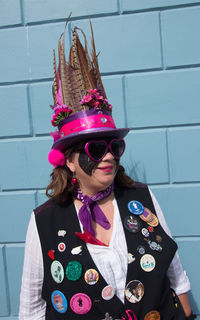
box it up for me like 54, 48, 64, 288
66, 148, 117, 195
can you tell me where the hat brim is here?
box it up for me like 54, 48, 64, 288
52, 127, 130, 152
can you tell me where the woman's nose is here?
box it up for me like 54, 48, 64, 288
102, 151, 114, 161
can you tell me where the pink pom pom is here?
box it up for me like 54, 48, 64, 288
48, 149, 65, 167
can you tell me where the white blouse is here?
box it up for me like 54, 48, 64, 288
19, 190, 190, 320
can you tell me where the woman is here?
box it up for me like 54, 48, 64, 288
19, 21, 195, 320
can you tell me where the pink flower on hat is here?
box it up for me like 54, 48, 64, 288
51, 105, 72, 127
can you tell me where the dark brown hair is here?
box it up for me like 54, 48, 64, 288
46, 143, 135, 203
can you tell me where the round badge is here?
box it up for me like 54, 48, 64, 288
141, 228, 149, 237
128, 253, 136, 264
124, 215, 141, 233
147, 214, 159, 227
102, 285, 115, 300
149, 241, 158, 251
144, 310, 160, 320
137, 245, 145, 255
58, 242, 66, 252
70, 293, 92, 314
51, 290, 68, 313
66, 261, 82, 281
125, 280, 144, 303
156, 235, 162, 243
140, 208, 153, 222
128, 200, 144, 215
140, 254, 156, 272
84, 269, 99, 285
51, 260, 64, 284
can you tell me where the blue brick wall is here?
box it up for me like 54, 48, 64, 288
0, 0, 199, 318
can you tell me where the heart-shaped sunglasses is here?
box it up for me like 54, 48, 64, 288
82, 138, 126, 162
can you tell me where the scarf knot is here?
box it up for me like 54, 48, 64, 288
74, 182, 114, 236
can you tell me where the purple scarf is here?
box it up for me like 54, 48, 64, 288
73, 182, 114, 236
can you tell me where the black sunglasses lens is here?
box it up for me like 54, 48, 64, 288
87, 141, 107, 161
110, 140, 125, 158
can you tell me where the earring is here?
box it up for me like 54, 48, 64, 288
72, 173, 77, 185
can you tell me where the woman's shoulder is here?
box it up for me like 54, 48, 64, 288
34, 196, 72, 217
34, 198, 56, 216
115, 181, 148, 193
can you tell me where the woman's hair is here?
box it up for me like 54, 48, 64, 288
46, 142, 135, 203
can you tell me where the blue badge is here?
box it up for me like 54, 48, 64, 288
51, 290, 68, 313
128, 200, 144, 215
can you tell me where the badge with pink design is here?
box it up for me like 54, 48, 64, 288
101, 285, 115, 300
70, 293, 92, 314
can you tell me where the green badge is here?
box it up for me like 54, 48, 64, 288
66, 261, 82, 281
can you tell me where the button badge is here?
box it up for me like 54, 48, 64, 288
51, 290, 68, 313
84, 269, 99, 285
51, 260, 64, 284
125, 280, 144, 303
70, 293, 92, 314
128, 200, 144, 215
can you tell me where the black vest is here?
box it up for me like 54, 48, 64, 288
35, 183, 179, 320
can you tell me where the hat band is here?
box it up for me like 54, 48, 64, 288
60, 114, 116, 137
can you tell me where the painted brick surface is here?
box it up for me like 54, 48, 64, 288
0, 85, 30, 137
0, 28, 29, 83
24, 0, 118, 23
0, 1, 200, 319
29, 82, 52, 135
121, 0, 200, 12
5, 245, 25, 316
37, 190, 48, 207
72, 13, 162, 73
0, 0, 21, 27
28, 23, 67, 80
151, 185, 200, 236
0, 192, 35, 242
0, 246, 9, 316
162, 7, 200, 68
0, 138, 52, 190
176, 238, 200, 314
125, 69, 200, 128
123, 130, 169, 184
168, 127, 200, 182
103, 76, 126, 128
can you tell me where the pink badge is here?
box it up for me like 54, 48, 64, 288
70, 293, 92, 314
101, 285, 115, 300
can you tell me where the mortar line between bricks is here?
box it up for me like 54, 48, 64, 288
2, 246, 11, 315
148, 182, 200, 187
117, 0, 122, 14
19, 0, 25, 26
121, 76, 128, 128
24, 12, 120, 27
2, 64, 200, 87
26, 85, 35, 136
166, 63, 200, 70
35, 190, 39, 208
120, 2, 200, 15
165, 129, 172, 184
126, 123, 200, 131
0, 242, 25, 245
158, 11, 165, 70
0, 23, 23, 30
0, 188, 45, 193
